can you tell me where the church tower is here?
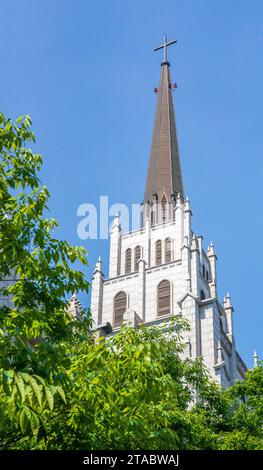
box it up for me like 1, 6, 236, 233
90, 36, 246, 387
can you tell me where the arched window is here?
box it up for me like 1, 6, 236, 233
157, 280, 171, 317
125, 248, 131, 274
134, 245, 141, 272
155, 240, 162, 266
113, 291, 127, 327
165, 237, 172, 263
200, 290, 205, 300
151, 210, 155, 226
161, 195, 167, 222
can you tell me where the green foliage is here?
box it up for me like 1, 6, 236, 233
0, 114, 262, 450
0, 113, 90, 448
190, 362, 263, 450
44, 319, 198, 450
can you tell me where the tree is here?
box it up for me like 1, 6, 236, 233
0, 113, 90, 447
35, 319, 208, 450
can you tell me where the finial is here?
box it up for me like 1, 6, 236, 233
176, 192, 182, 202
184, 197, 191, 212
254, 350, 259, 368
111, 212, 121, 232
207, 242, 216, 256
191, 234, 199, 251
94, 256, 102, 274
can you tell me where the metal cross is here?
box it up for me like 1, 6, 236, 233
154, 34, 177, 63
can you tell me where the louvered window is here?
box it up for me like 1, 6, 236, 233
151, 210, 155, 226
161, 195, 167, 222
113, 291, 127, 327
134, 245, 141, 272
156, 240, 162, 266
165, 237, 172, 263
125, 248, 132, 274
157, 280, 170, 317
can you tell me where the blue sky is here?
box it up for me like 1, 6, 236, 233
1, 0, 263, 366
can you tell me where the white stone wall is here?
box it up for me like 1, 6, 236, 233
102, 273, 140, 326
90, 200, 247, 387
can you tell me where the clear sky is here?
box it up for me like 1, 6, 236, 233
1, 0, 263, 366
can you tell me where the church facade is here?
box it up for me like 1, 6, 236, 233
90, 37, 246, 387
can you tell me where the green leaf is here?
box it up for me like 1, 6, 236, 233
4, 370, 14, 378
15, 374, 26, 402
56, 385, 66, 403
29, 376, 42, 407
33, 374, 45, 386
45, 385, 54, 411
30, 412, 40, 437
20, 372, 31, 383
2, 371, 11, 394
122, 407, 130, 414
20, 407, 31, 433
16, 115, 24, 124
91, 377, 99, 385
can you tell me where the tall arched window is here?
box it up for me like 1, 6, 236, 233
161, 195, 167, 222
157, 280, 171, 317
125, 248, 132, 274
113, 291, 127, 327
151, 210, 155, 226
134, 245, 141, 272
165, 237, 172, 263
155, 240, 162, 266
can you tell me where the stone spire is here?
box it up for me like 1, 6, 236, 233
144, 35, 184, 204
254, 350, 259, 368
68, 292, 83, 321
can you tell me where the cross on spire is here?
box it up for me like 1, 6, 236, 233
154, 34, 177, 64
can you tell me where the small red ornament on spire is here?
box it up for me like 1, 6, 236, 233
169, 82, 177, 90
